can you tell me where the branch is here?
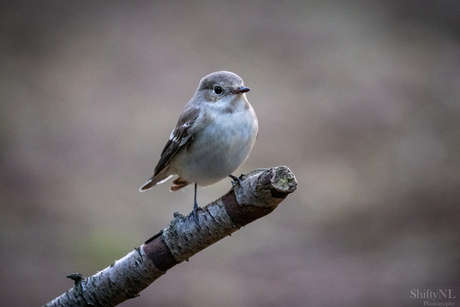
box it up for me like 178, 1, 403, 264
43, 166, 297, 307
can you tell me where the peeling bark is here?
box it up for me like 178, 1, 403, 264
43, 166, 297, 307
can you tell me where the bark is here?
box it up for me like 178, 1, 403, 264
43, 166, 297, 307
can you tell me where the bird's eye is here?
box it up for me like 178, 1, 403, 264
213, 86, 223, 95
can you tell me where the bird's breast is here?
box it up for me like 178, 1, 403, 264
172, 108, 258, 185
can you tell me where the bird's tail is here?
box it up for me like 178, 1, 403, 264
139, 169, 173, 192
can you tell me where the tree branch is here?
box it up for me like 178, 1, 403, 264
43, 166, 297, 307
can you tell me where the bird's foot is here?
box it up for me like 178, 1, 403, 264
189, 200, 200, 225
229, 174, 242, 187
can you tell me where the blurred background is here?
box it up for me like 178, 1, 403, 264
1, 0, 459, 306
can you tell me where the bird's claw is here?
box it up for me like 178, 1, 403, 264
229, 174, 242, 187
190, 200, 200, 225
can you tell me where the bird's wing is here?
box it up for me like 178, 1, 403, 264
153, 106, 200, 176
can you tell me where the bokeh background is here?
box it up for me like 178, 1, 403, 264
1, 1, 459, 306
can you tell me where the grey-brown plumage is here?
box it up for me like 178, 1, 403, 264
140, 71, 258, 220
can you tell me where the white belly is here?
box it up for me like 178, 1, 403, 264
171, 109, 258, 186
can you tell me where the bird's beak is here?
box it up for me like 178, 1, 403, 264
236, 86, 250, 94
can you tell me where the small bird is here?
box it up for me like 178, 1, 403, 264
140, 71, 258, 222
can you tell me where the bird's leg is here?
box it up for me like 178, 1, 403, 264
229, 174, 242, 186
191, 183, 200, 224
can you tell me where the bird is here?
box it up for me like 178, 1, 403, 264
140, 71, 258, 223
